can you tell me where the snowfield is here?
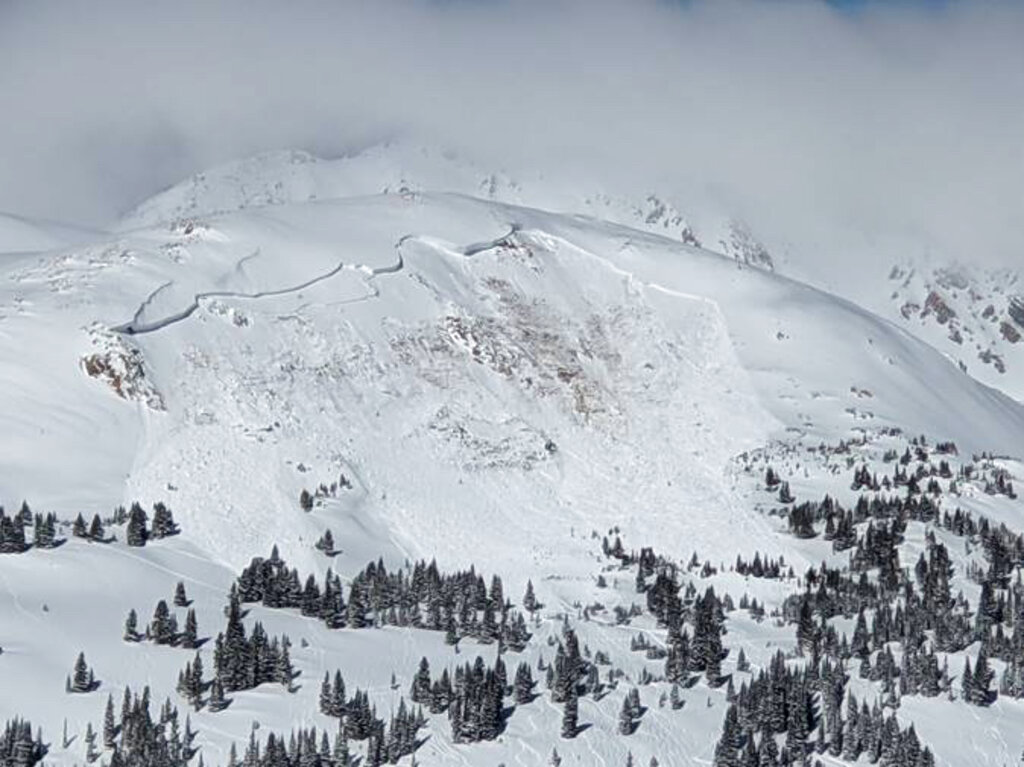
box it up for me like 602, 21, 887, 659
2, 146, 1024, 767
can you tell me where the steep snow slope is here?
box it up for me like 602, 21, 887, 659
122, 141, 1024, 409
4, 180, 1024, 766
10, 191, 1024, 571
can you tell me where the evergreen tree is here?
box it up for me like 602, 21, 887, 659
514, 662, 534, 704
523, 580, 539, 613
333, 725, 351, 766
315, 529, 335, 555
103, 693, 117, 748
670, 684, 683, 711
84, 721, 99, 763
182, 608, 198, 649
332, 671, 346, 716
971, 649, 995, 706
151, 502, 178, 538
736, 648, 749, 672
411, 657, 431, 705
69, 652, 94, 693
149, 600, 177, 645
32, 513, 57, 549
126, 503, 148, 547
208, 679, 228, 712
619, 693, 636, 735
123, 609, 140, 642
320, 672, 334, 716
961, 656, 974, 702
561, 686, 578, 739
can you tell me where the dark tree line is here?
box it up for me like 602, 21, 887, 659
225, 721, 361, 767
733, 552, 792, 580
51, 684, 198, 767
0, 503, 60, 553
712, 650, 935, 766
0, 498, 179, 553
234, 547, 531, 650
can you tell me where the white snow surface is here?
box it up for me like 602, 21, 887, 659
2, 152, 1024, 766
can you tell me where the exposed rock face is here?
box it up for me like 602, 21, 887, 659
1010, 296, 1024, 329
81, 324, 165, 410
720, 221, 774, 270
886, 263, 1024, 391
1002, 321, 1022, 344
923, 290, 955, 325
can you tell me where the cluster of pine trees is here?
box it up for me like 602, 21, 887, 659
298, 475, 351, 513
0, 503, 60, 553
0, 498, 181, 554
786, 490, 941, 542
105, 685, 196, 767
733, 552, 791, 580
31, 512, 60, 548
226, 723, 354, 767
316, 666, 426, 760
211, 591, 296, 694
124, 592, 199, 650
126, 502, 179, 547
448, 655, 508, 742
241, 692, 422, 765
234, 547, 347, 627
176, 652, 213, 711
63, 685, 198, 767
72, 512, 109, 542
771, 437, 1024, 720
0, 504, 30, 553
631, 549, 728, 687
314, 529, 336, 556
0, 718, 46, 766
319, 670, 348, 718
712, 650, 935, 767
233, 548, 532, 649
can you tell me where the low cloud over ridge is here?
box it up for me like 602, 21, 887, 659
1, 0, 1021, 266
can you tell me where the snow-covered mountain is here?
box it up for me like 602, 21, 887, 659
883, 262, 1024, 400
3, 149, 1024, 767
120, 143, 774, 271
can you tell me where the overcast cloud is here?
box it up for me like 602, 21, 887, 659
1, 0, 1022, 265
